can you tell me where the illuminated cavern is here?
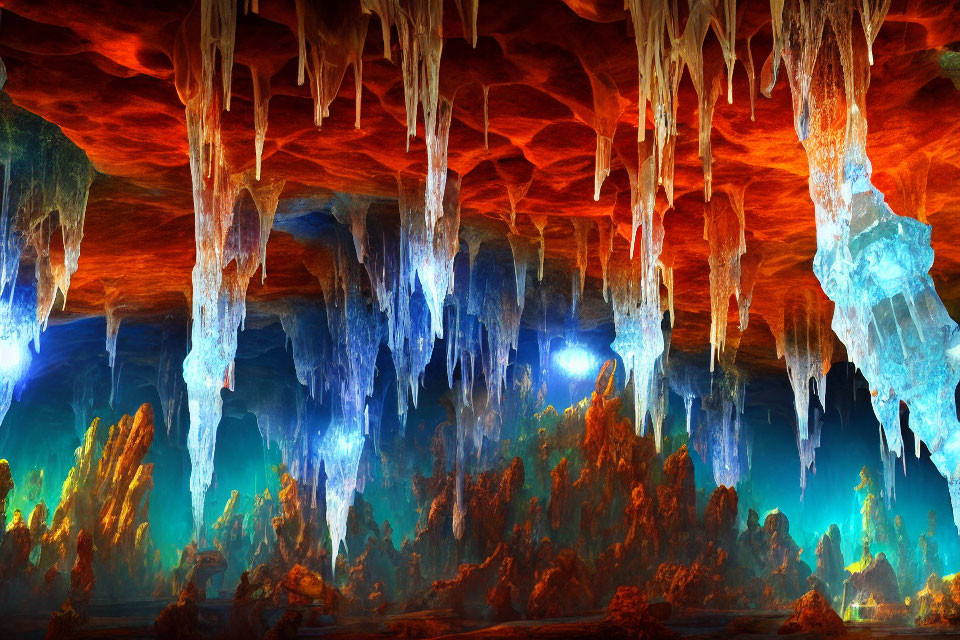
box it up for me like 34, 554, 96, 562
1, 0, 960, 637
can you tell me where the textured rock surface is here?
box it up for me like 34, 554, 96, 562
0, 0, 957, 371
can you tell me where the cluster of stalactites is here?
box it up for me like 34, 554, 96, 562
175, 2, 287, 537
773, 288, 834, 496
609, 165, 668, 448
703, 187, 748, 372
769, 1, 960, 527
701, 366, 746, 488
625, 0, 743, 207
295, 1, 369, 131
0, 93, 93, 428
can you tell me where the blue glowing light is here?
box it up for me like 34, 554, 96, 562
555, 345, 598, 380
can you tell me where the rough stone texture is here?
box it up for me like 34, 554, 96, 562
778, 589, 847, 635
0, 1, 957, 372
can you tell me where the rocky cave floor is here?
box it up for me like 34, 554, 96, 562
3, 602, 960, 639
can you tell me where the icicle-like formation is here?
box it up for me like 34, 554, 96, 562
796, 404, 823, 497
251, 178, 285, 284
711, 0, 738, 104
278, 300, 332, 398
703, 191, 746, 371
880, 426, 897, 509
570, 218, 591, 314
452, 385, 474, 539
482, 85, 490, 150
530, 215, 547, 281
857, 0, 891, 66
502, 179, 530, 232
774, 289, 834, 451
360, 0, 395, 60
659, 261, 675, 326
321, 418, 365, 572
397, 171, 460, 340
585, 66, 622, 201
0, 94, 92, 428
295, 1, 369, 130
771, 1, 960, 530
679, 0, 717, 201
105, 304, 121, 371
157, 315, 185, 437
507, 232, 535, 316
703, 368, 746, 487
745, 35, 757, 121
331, 193, 375, 265
596, 217, 614, 302
176, 2, 287, 535
737, 250, 762, 332
250, 65, 271, 181
454, 0, 479, 47
537, 331, 554, 387
610, 156, 666, 446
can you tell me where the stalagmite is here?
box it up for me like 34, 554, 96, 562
570, 218, 591, 314
771, 0, 960, 530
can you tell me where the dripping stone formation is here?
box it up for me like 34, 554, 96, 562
0, 0, 959, 637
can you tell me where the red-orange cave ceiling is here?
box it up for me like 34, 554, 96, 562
0, 0, 958, 373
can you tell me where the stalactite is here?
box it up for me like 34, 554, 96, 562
610, 154, 666, 447
858, 0, 892, 66
250, 65, 271, 181
454, 0, 479, 47
570, 218, 591, 314
737, 250, 762, 332
595, 217, 614, 302
482, 84, 490, 150
770, 0, 960, 524
331, 193, 375, 265
0, 93, 92, 428
507, 232, 536, 316
530, 215, 547, 281
105, 303, 121, 372
586, 67, 622, 201
295, 1, 369, 130
704, 190, 746, 371
711, 0, 738, 104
